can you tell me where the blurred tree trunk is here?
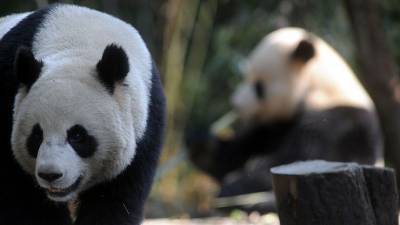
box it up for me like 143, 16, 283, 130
35, 0, 48, 8
343, 0, 400, 188
101, 0, 118, 15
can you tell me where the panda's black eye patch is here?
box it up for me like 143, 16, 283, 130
67, 125, 97, 158
254, 81, 265, 100
26, 124, 43, 158
68, 126, 86, 143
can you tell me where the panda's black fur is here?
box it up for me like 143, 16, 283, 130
188, 107, 381, 193
0, 5, 165, 225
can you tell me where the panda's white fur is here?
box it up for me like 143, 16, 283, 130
232, 27, 373, 122
9, 5, 152, 202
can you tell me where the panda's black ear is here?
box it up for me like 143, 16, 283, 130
291, 39, 315, 63
14, 46, 43, 91
96, 44, 129, 94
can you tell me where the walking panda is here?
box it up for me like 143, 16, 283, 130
187, 28, 383, 205
0, 4, 165, 225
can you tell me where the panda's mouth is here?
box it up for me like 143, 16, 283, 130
46, 177, 82, 197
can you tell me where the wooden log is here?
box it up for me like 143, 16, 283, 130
271, 160, 398, 225
362, 166, 398, 225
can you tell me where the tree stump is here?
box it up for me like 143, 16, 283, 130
271, 160, 398, 225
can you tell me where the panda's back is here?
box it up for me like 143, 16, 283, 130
305, 37, 373, 111
256, 27, 374, 111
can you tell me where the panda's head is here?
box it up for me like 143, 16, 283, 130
231, 29, 315, 123
11, 44, 139, 202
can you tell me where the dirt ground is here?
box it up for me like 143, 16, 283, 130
144, 214, 400, 225
143, 213, 280, 225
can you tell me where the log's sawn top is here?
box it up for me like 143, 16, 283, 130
270, 160, 359, 175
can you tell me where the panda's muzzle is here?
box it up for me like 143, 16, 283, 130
46, 176, 82, 197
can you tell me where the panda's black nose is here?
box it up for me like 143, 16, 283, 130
38, 172, 63, 182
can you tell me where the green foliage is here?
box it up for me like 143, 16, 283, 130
185, 1, 279, 128
0, 1, 36, 15
383, 0, 400, 65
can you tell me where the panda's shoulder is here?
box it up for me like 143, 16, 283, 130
0, 13, 31, 40
0, 6, 54, 64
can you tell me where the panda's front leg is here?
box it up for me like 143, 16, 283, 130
73, 188, 144, 225
73, 147, 158, 225
73, 177, 144, 225
74, 193, 143, 225
0, 167, 72, 225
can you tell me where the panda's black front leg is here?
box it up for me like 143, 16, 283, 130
73, 173, 145, 225
73, 145, 159, 225
186, 119, 297, 182
0, 164, 72, 225
0, 192, 72, 225
74, 190, 143, 225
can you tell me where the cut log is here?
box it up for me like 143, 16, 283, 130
363, 166, 398, 225
271, 160, 398, 225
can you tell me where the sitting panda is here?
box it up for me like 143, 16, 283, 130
0, 4, 165, 225
187, 27, 383, 208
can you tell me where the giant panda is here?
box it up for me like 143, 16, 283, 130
0, 4, 165, 225
187, 27, 383, 210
